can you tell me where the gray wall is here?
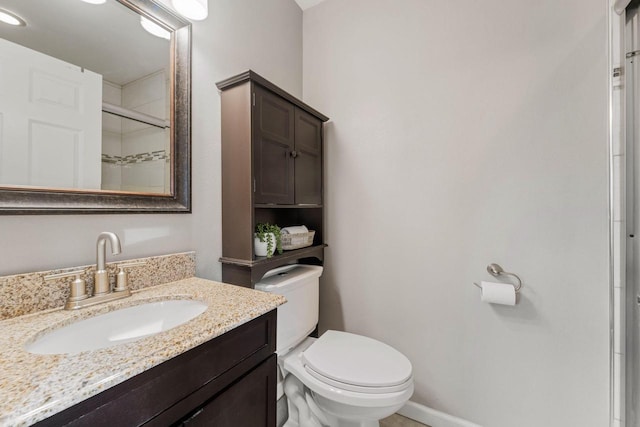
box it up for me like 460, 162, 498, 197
0, 0, 303, 279
302, 0, 610, 426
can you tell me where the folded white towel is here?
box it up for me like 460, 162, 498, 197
281, 225, 309, 234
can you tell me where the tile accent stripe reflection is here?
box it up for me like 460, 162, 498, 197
101, 150, 169, 165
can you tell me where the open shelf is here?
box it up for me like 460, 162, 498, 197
220, 244, 326, 268
219, 244, 327, 287
254, 204, 323, 209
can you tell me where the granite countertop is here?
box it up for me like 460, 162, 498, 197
0, 277, 286, 426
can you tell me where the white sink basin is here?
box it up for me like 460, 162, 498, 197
25, 299, 208, 355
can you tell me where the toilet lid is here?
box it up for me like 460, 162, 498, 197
301, 330, 412, 389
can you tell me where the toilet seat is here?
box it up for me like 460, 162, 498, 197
301, 330, 413, 394
282, 335, 414, 408
304, 365, 413, 394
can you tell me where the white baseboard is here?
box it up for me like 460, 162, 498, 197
398, 401, 483, 427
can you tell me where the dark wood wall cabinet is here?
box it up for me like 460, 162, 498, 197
217, 71, 329, 287
35, 310, 277, 427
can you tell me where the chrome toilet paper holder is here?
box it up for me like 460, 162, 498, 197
473, 263, 523, 293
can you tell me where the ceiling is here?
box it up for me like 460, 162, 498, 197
0, 0, 324, 85
295, 0, 327, 11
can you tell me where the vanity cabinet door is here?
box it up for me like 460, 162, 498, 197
179, 355, 276, 427
253, 85, 295, 205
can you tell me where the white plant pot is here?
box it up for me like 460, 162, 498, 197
254, 233, 276, 257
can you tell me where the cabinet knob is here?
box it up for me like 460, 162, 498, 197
290, 150, 298, 158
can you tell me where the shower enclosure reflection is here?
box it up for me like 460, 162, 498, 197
101, 73, 171, 194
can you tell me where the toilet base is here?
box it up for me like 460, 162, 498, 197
283, 413, 379, 427
344, 422, 379, 427
284, 420, 379, 427
283, 373, 383, 427
330, 421, 379, 427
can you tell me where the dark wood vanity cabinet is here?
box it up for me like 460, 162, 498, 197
179, 355, 276, 426
35, 310, 277, 427
217, 71, 329, 287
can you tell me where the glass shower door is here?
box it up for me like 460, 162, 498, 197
626, 4, 640, 425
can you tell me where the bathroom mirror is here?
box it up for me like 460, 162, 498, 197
0, 0, 191, 214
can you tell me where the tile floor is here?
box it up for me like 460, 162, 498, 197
380, 414, 429, 427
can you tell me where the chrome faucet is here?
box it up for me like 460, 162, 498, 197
94, 232, 122, 295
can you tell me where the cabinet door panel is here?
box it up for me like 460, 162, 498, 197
253, 86, 294, 204
181, 355, 276, 427
257, 136, 293, 203
294, 108, 322, 205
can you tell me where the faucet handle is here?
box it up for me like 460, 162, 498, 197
114, 261, 146, 292
45, 269, 89, 304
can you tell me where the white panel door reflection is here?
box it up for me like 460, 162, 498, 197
0, 38, 101, 189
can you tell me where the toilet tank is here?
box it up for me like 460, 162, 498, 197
255, 264, 323, 355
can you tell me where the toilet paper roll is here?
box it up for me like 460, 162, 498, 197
480, 281, 516, 306
281, 225, 309, 234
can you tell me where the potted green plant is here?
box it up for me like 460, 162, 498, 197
254, 223, 282, 258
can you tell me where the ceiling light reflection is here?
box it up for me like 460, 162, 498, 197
140, 16, 171, 40
0, 9, 26, 26
171, 0, 208, 21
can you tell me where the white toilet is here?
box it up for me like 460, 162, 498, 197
255, 264, 414, 427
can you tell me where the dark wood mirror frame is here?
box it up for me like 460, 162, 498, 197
0, 0, 191, 215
